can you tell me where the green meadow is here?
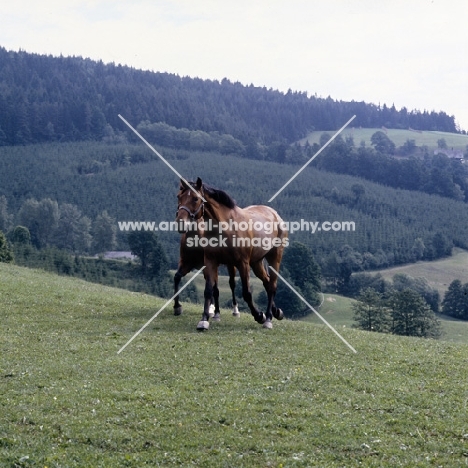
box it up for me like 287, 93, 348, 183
1, 263, 468, 467
372, 247, 468, 296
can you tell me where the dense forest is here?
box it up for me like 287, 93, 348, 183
1, 142, 468, 282
0, 47, 459, 148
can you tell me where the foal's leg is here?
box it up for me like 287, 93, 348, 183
197, 260, 219, 331
173, 263, 194, 316
238, 262, 266, 324
211, 265, 237, 322
228, 264, 240, 317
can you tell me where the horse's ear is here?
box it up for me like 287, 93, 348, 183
196, 177, 202, 190
180, 178, 189, 190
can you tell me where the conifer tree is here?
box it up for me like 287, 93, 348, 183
352, 288, 389, 332
0, 230, 13, 263
389, 289, 441, 338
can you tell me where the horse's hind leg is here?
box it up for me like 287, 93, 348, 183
265, 249, 284, 321
228, 264, 240, 317
251, 260, 275, 329
238, 262, 266, 325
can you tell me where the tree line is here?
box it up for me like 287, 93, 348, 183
0, 47, 459, 148
352, 287, 441, 339
120, 121, 468, 207
0, 196, 117, 254
0, 204, 174, 300
310, 132, 468, 203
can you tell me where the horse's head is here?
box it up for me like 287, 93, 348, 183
176, 177, 205, 233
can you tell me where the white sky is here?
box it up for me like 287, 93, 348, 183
2, 0, 468, 131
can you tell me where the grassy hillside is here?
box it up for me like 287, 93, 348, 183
299, 128, 468, 150
371, 247, 468, 295
1, 263, 468, 467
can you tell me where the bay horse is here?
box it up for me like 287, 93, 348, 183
175, 178, 288, 330
173, 231, 240, 319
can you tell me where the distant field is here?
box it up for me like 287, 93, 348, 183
183, 248, 468, 304
372, 247, 468, 295
299, 127, 468, 150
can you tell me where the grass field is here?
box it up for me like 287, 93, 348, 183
2, 263, 468, 467
299, 128, 468, 150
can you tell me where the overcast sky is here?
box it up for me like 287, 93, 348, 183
2, 0, 468, 131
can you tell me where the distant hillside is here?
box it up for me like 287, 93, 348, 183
0, 47, 458, 147
369, 247, 468, 295
303, 130, 468, 203
1, 141, 468, 271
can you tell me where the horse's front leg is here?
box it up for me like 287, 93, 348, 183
212, 282, 221, 322
197, 260, 218, 331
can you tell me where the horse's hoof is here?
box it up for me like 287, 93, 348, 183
213, 313, 221, 322
273, 308, 284, 320
263, 320, 273, 329
208, 304, 215, 318
255, 312, 266, 324
174, 306, 183, 316
197, 320, 210, 331
232, 306, 240, 317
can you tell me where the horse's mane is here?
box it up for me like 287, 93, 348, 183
203, 184, 237, 209
187, 181, 236, 209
